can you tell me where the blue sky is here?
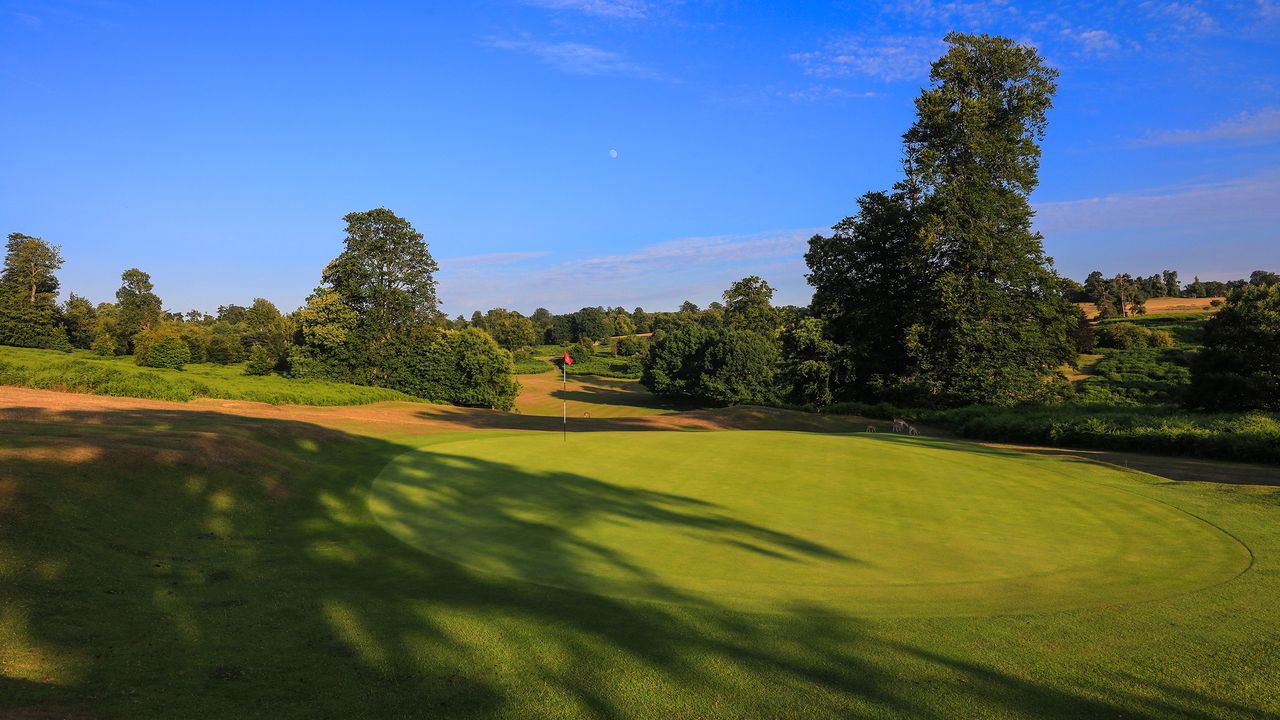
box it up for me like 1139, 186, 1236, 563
2, 0, 1278, 315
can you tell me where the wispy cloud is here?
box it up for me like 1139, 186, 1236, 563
520, 0, 651, 19
482, 36, 663, 79
791, 35, 945, 82
1139, 1, 1217, 34
440, 251, 549, 269
438, 228, 820, 313
1034, 171, 1280, 235
1134, 107, 1280, 147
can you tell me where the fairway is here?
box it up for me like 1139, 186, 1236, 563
370, 431, 1250, 617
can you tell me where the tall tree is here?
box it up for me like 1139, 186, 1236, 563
0, 233, 63, 347
321, 208, 441, 339
115, 268, 163, 345
901, 33, 1076, 404
806, 190, 925, 400
1, 233, 62, 305
1187, 284, 1280, 410
721, 276, 778, 334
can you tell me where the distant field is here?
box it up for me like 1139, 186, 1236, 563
1077, 296, 1222, 319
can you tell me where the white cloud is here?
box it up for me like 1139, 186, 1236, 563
1034, 171, 1280, 234
1135, 107, 1280, 147
521, 0, 650, 18
440, 251, 549, 269
1139, 1, 1217, 34
482, 36, 662, 79
1063, 28, 1121, 57
791, 35, 946, 82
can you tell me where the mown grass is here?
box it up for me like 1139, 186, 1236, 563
2, 405, 1278, 718
0, 346, 420, 406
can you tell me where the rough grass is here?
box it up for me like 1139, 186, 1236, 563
832, 401, 1280, 465
513, 372, 679, 418
0, 346, 420, 406
2, 405, 1278, 719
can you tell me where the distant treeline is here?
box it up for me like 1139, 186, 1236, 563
1062, 269, 1278, 318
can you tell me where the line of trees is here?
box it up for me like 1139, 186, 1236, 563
1070, 269, 1279, 318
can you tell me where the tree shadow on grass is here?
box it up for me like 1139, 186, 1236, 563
1, 404, 1276, 718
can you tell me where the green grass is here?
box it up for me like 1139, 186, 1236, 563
372, 431, 1247, 616
3, 409, 1279, 718
1075, 348, 1192, 405
0, 345, 420, 405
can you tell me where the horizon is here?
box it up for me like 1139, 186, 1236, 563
2, 1, 1278, 315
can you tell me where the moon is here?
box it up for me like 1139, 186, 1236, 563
609, 148, 618, 159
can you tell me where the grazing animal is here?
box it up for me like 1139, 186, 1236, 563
908, 425, 920, 436
892, 418, 908, 433
866, 425, 877, 433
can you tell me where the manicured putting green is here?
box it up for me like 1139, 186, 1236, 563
369, 432, 1250, 617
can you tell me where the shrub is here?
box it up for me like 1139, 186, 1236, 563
46, 326, 74, 353
133, 328, 192, 370
1096, 322, 1174, 349
615, 336, 647, 357
385, 328, 520, 409
91, 334, 117, 357
244, 343, 276, 376
207, 334, 241, 364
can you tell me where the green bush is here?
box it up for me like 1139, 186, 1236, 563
385, 328, 520, 409
91, 334, 116, 357
207, 334, 241, 364
615, 336, 647, 357
244, 343, 276, 376
133, 328, 192, 370
46, 326, 74, 353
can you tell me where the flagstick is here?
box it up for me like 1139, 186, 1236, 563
562, 360, 567, 442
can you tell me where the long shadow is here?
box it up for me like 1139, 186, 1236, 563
2, 404, 1278, 718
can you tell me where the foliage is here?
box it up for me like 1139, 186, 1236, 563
642, 324, 779, 405
805, 34, 1076, 407
46, 325, 74, 353
473, 308, 539, 350
1075, 349, 1191, 405
207, 333, 241, 364
1188, 284, 1280, 410
780, 317, 839, 406
320, 207, 441, 340
806, 191, 922, 401
511, 347, 552, 374
827, 400, 1280, 465
382, 328, 520, 409
721, 276, 777, 334
1096, 322, 1174, 349
133, 327, 192, 370
614, 336, 646, 357
91, 332, 117, 357
573, 307, 608, 342
244, 343, 276, 376
0, 345, 420, 405
115, 268, 163, 347
0, 233, 63, 348
61, 292, 97, 348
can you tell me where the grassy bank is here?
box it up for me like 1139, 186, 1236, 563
0, 346, 421, 406
827, 401, 1280, 465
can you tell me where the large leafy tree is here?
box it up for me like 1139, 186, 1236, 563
0, 233, 63, 347
115, 268, 163, 346
808, 33, 1076, 406
903, 33, 1077, 405
806, 190, 925, 401
721, 275, 777, 334
321, 208, 441, 339
1187, 284, 1280, 410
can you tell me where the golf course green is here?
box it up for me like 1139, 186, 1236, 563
370, 431, 1251, 617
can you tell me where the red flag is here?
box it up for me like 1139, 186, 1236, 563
563, 352, 574, 365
